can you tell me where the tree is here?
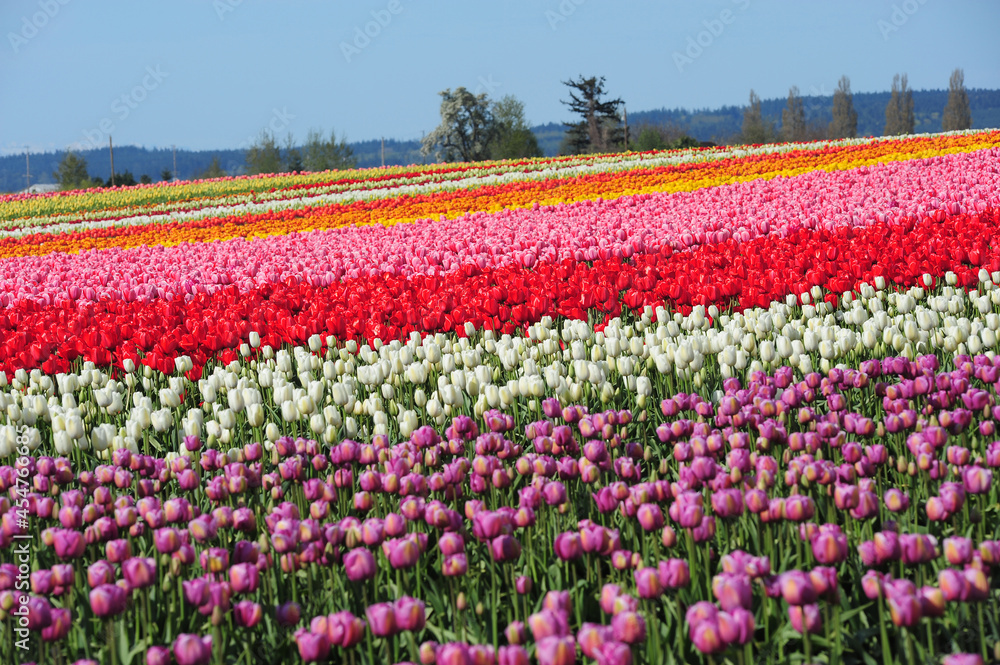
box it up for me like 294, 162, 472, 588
160, 169, 173, 182
781, 86, 806, 142
633, 126, 668, 152
884, 73, 915, 136
245, 130, 284, 175
421, 87, 496, 163
942, 68, 972, 131
829, 75, 858, 139
303, 129, 356, 172
140, 174, 152, 184
107, 171, 136, 188
283, 135, 304, 173
489, 95, 543, 160
54, 151, 92, 191
741, 90, 774, 144
197, 156, 227, 180
561, 76, 625, 154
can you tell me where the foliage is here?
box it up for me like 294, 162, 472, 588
829, 76, 858, 139
245, 130, 285, 176
489, 95, 543, 161
781, 86, 807, 142
303, 129, 357, 172
561, 76, 625, 155
884, 73, 915, 136
740, 90, 776, 144
942, 68, 972, 131
53, 151, 92, 191
196, 156, 227, 180
421, 87, 496, 163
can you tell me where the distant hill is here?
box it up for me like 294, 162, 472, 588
3, 88, 998, 193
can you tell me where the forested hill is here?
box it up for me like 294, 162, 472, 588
3, 88, 998, 192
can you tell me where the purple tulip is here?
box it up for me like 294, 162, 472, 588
788, 604, 822, 634
294, 628, 330, 663
122, 557, 156, 589
535, 636, 576, 665
146, 645, 171, 665
554, 532, 583, 561
712, 573, 752, 611
779, 570, 818, 605
89, 584, 127, 618
528, 608, 570, 640
276, 601, 301, 627
233, 600, 263, 628
657, 559, 690, 589
633, 567, 663, 599
172, 634, 213, 665
610, 610, 646, 644
497, 644, 530, 665
366, 602, 398, 637
343, 548, 376, 581
395, 596, 426, 632
490, 535, 521, 563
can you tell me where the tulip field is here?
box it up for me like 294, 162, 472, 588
3, 130, 1000, 665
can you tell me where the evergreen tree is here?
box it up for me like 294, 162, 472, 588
741, 90, 774, 144
245, 130, 284, 175
942, 68, 972, 131
303, 129, 356, 172
140, 174, 152, 184
884, 73, 915, 135
53, 151, 92, 191
160, 169, 173, 182
781, 86, 806, 142
560, 76, 624, 154
829, 75, 858, 139
197, 156, 227, 180
283, 135, 304, 173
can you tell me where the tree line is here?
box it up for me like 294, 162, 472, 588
50, 69, 976, 190
740, 68, 972, 144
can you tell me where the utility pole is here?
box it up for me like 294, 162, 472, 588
173, 145, 177, 181
24, 147, 30, 189
109, 136, 116, 187
380, 137, 385, 168
623, 104, 628, 151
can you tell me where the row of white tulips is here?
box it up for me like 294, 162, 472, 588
2, 270, 999, 460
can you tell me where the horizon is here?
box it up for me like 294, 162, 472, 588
3, 1, 999, 156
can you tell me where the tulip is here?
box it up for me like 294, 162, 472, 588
498, 645, 530, 665
395, 596, 427, 632
535, 636, 576, 665
89, 584, 127, 617
172, 634, 213, 665
610, 610, 646, 644
633, 567, 663, 599
366, 602, 398, 637
779, 570, 817, 605
554, 532, 583, 561
788, 603, 822, 634
294, 628, 330, 663
233, 600, 263, 628
122, 557, 156, 589
276, 601, 301, 627
712, 573, 752, 611
343, 548, 376, 581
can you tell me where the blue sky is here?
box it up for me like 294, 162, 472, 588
2, 0, 998, 155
